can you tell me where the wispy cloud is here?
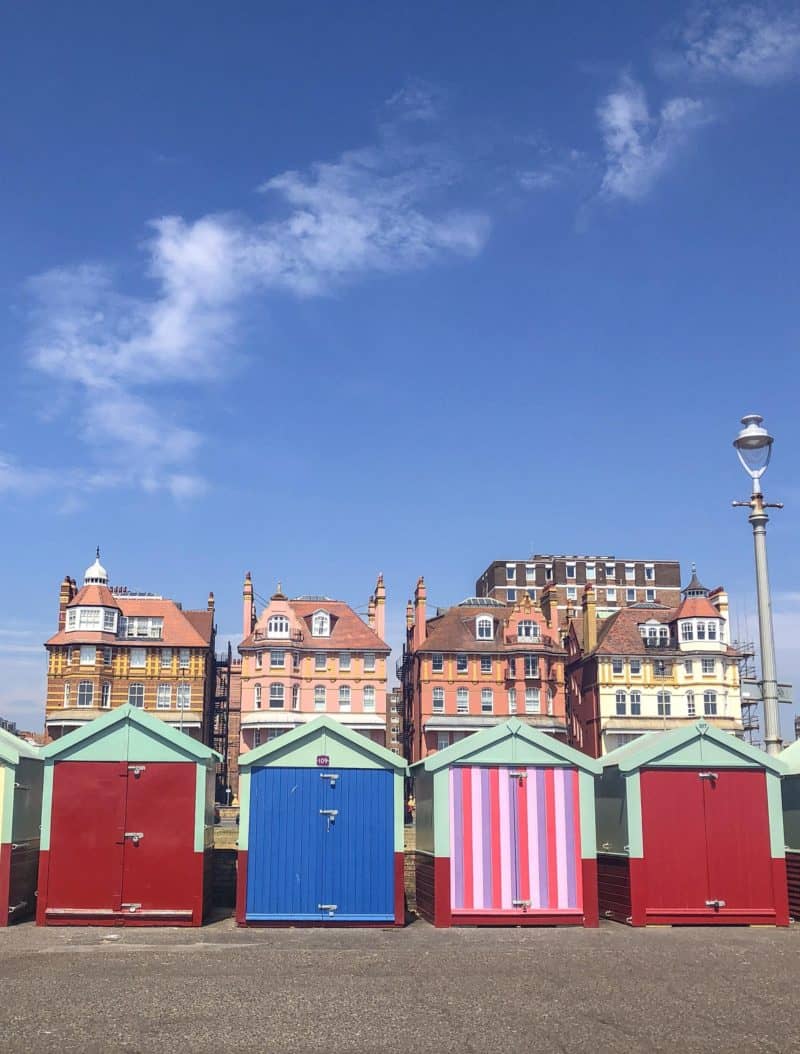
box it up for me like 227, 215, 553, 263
597, 76, 708, 200
384, 78, 446, 122
664, 3, 800, 84
21, 118, 490, 502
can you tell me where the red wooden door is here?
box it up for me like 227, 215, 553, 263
120, 763, 197, 918
640, 770, 709, 912
703, 770, 774, 912
47, 762, 127, 915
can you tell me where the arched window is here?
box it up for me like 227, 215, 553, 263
476, 616, 493, 640
101, 682, 111, 709
63, 683, 71, 707
77, 681, 94, 708
312, 611, 330, 637
268, 615, 290, 638
314, 685, 326, 710
339, 685, 351, 711
703, 690, 717, 716
657, 690, 671, 716
128, 683, 145, 708
254, 684, 262, 709
615, 690, 626, 716
269, 683, 284, 708
363, 685, 375, 711
291, 684, 299, 710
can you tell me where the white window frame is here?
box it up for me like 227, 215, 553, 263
518, 620, 539, 640
269, 683, 285, 709
66, 609, 77, 631
363, 685, 375, 712
625, 564, 635, 582
525, 687, 540, 713
615, 690, 626, 716
657, 691, 671, 716
314, 685, 326, 711
687, 691, 696, 717
339, 685, 351, 712
506, 563, 516, 582
456, 688, 469, 714
524, 655, 539, 678
506, 588, 517, 602
525, 564, 535, 583
630, 690, 641, 716
566, 586, 577, 601
80, 645, 96, 666
645, 588, 655, 603
508, 688, 517, 713
77, 681, 94, 708
566, 563, 576, 580
605, 563, 616, 579
101, 681, 111, 709
612, 658, 624, 675
103, 609, 117, 632
480, 656, 492, 674
339, 652, 351, 672
176, 683, 191, 709
179, 648, 190, 669
254, 684, 262, 709
606, 588, 617, 602
702, 658, 715, 675
586, 563, 596, 580
431, 653, 444, 673
644, 564, 655, 581
63, 683, 71, 707
267, 615, 290, 639
630, 659, 642, 675
432, 687, 445, 713
130, 647, 146, 669
315, 652, 327, 671
312, 611, 331, 638
626, 588, 636, 602
456, 654, 468, 674
156, 684, 172, 710
363, 652, 376, 672
161, 648, 172, 668
703, 690, 717, 715
436, 733, 449, 752
292, 684, 300, 710
476, 617, 493, 640
128, 683, 145, 708
480, 688, 493, 714
270, 649, 285, 669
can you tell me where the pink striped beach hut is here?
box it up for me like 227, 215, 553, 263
411, 718, 601, 927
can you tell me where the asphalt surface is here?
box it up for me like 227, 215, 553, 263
1, 915, 799, 1053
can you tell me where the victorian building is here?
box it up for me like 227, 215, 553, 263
566, 568, 744, 757
44, 552, 216, 742
400, 577, 568, 764
238, 573, 390, 751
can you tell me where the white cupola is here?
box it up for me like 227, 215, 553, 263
84, 547, 109, 586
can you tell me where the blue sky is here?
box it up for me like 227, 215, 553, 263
2, 1, 799, 736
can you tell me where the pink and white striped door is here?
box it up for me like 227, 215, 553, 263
449, 766, 582, 914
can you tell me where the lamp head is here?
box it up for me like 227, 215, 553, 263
733, 413, 773, 487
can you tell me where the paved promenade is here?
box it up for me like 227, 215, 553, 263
1, 916, 798, 1053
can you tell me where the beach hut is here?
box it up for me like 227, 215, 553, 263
0, 729, 43, 925
597, 719, 788, 926
37, 704, 219, 926
237, 716, 407, 925
411, 718, 601, 927
778, 739, 800, 919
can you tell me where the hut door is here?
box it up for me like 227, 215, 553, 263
320, 769, 394, 922
46, 762, 127, 917
119, 763, 197, 919
449, 766, 582, 915
246, 768, 395, 922
703, 770, 774, 913
640, 771, 709, 912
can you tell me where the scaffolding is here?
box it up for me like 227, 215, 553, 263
733, 640, 759, 745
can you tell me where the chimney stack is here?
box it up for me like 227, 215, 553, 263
242, 572, 255, 638
582, 583, 597, 652
540, 582, 559, 634
406, 600, 414, 631
374, 572, 386, 640
413, 576, 427, 649
207, 591, 215, 613
58, 574, 74, 631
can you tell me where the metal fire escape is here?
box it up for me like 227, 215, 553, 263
212, 642, 232, 799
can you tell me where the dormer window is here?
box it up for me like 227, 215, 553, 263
312, 610, 330, 637
476, 616, 493, 640
518, 620, 539, 640
267, 615, 290, 639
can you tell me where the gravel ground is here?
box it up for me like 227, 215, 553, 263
1, 915, 798, 1053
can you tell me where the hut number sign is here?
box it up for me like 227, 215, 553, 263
316, 755, 330, 767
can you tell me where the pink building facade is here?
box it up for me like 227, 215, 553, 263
238, 574, 390, 751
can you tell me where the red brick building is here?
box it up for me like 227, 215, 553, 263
400, 577, 567, 763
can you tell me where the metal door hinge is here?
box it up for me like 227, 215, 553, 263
698, 771, 718, 781
128, 765, 146, 777
705, 899, 726, 909
124, 832, 144, 845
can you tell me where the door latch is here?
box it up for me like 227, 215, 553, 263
320, 772, 339, 783
124, 832, 144, 845
705, 899, 726, 909
698, 771, 718, 781
512, 899, 531, 911
121, 903, 142, 912
509, 770, 527, 782
318, 904, 338, 916
128, 765, 146, 778
319, 808, 338, 832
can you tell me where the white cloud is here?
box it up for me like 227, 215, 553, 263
385, 79, 446, 122
676, 3, 800, 84
597, 76, 708, 200
22, 125, 490, 502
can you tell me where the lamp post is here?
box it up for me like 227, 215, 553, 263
732, 414, 784, 756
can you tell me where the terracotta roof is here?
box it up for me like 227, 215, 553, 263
590, 607, 680, 657
67, 584, 119, 608
46, 596, 213, 648
240, 600, 389, 653
673, 596, 722, 621
416, 604, 563, 655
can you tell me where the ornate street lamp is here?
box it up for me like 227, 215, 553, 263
732, 414, 783, 755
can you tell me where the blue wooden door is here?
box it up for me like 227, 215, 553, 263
246, 767, 395, 922
246, 768, 324, 921
321, 769, 394, 922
